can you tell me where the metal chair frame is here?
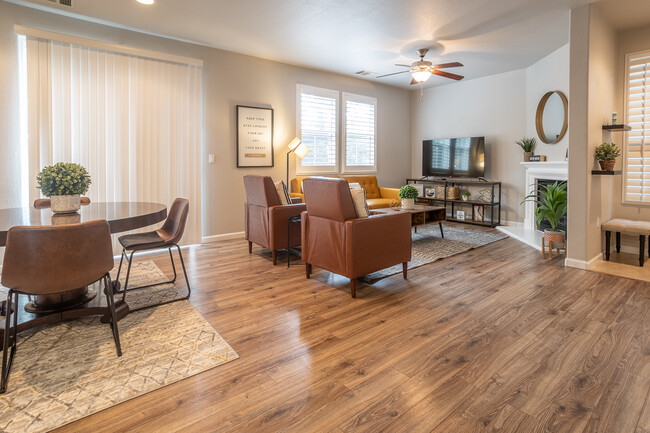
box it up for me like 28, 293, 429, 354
1, 273, 121, 394
114, 243, 191, 312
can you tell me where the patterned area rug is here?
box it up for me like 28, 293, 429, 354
0, 261, 238, 433
362, 224, 508, 282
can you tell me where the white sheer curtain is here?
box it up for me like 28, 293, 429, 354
22, 35, 203, 244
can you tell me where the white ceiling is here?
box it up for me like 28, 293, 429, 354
7, 0, 601, 88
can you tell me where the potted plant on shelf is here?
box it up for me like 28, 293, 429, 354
398, 184, 419, 210
594, 142, 620, 171
522, 181, 567, 244
516, 137, 537, 162
461, 191, 471, 201
37, 162, 92, 214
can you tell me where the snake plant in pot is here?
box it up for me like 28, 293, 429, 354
398, 185, 419, 209
516, 137, 537, 162
36, 162, 92, 213
521, 181, 567, 244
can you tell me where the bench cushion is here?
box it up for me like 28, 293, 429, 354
602, 218, 650, 235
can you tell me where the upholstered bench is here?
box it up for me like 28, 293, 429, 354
602, 219, 650, 266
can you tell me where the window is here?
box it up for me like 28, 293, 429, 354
297, 84, 339, 174
624, 50, 650, 203
343, 93, 377, 172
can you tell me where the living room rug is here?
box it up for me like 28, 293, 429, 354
362, 224, 508, 282
0, 261, 238, 433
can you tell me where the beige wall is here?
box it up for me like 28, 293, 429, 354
0, 2, 412, 238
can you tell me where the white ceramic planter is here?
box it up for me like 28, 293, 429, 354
50, 194, 81, 214
401, 198, 415, 209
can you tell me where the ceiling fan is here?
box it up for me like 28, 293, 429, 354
377, 48, 464, 99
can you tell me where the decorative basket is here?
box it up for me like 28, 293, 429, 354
447, 186, 460, 200
544, 230, 566, 244
437, 185, 446, 199
598, 160, 615, 171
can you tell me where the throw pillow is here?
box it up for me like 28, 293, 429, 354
348, 182, 362, 190
274, 180, 290, 205
350, 188, 370, 218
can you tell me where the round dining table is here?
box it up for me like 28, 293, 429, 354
0, 202, 167, 314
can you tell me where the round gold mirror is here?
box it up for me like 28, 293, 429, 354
536, 91, 568, 144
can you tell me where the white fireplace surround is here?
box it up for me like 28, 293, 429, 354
521, 161, 568, 232
497, 161, 568, 252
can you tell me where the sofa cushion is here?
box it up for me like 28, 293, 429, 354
343, 175, 381, 199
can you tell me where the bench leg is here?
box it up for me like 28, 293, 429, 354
616, 232, 621, 253
549, 241, 553, 259
605, 231, 611, 261
640, 235, 646, 267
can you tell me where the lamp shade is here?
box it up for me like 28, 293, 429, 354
412, 70, 432, 83
287, 137, 302, 151
294, 142, 310, 159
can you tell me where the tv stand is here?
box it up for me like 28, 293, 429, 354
406, 178, 501, 227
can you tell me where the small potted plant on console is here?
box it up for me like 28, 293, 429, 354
398, 184, 419, 210
594, 142, 620, 171
461, 191, 471, 201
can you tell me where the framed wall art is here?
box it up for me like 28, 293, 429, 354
237, 105, 274, 167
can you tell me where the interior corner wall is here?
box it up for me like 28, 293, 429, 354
0, 2, 412, 238
410, 70, 527, 223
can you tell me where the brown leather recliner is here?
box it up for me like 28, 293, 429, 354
301, 177, 412, 298
244, 175, 307, 265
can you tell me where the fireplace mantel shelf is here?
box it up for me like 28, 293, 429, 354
520, 161, 568, 170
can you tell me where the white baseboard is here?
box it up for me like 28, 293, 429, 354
565, 252, 603, 270
202, 231, 245, 243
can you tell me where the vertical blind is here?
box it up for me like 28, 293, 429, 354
344, 96, 376, 169
22, 35, 203, 244
299, 89, 338, 169
625, 51, 650, 203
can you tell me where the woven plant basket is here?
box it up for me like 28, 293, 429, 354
598, 160, 615, 171
447, 186, 460, 200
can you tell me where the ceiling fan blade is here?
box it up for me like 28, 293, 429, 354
432, 70, 464, 81
376, 70, 411, 78
433, 62, 464, 69
395, 64, 412, 67
410, 77, 418, 85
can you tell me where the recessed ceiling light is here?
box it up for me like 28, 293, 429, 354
137, 0, 154, 4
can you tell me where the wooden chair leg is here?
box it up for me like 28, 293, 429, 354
306, 263, 311, 279
350, 278, 357, 298
402, 262, 408, 279
640, 235, 645, 267
272, 250, 277, 266
248, 241, 252, 254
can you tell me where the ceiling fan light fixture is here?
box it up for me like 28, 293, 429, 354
412, 70, 432, 83
137, 0, 155, 4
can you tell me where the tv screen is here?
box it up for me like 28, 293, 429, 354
422, 137, 485, 178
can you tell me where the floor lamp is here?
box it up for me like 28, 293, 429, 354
286, 137, 310, 196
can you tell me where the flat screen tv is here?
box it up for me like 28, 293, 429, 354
422, 137, 485, 178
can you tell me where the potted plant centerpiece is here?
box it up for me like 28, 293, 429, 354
37, 162, 92, 213
522, 181, 567, 244
516, 137, 537, 162
594, 142, 620, 171
398, 184, 419, 210
461, 191, 471, 201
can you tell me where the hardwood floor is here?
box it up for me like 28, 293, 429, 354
54, 226, 650, 433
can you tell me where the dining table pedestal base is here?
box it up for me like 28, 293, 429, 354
24, 287, 98, 314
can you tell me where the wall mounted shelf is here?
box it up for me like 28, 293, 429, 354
602, 124, 631, 131
591, 170, 622, 175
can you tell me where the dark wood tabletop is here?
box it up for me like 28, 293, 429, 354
0, 202, 167, 247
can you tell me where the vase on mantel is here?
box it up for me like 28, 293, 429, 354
524, 152, 533, 162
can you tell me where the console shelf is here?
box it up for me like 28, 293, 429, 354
406, 178, 501, 227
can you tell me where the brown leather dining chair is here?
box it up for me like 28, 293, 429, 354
1, 220, 121, 394
301, 177, 412, 298
34, 197, 91, 208
114, 198, 191, 311
244, 175, 306, 265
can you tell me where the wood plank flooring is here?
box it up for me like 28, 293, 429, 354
53, 226, 650, 433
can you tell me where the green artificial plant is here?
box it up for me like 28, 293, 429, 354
37, 162, 92, 197
594, 142, 620, 161
521, 181, 567, 232
398, 184, 419, 199
516, 137, 537, 153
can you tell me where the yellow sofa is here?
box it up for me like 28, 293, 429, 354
290, 175, 400, 209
